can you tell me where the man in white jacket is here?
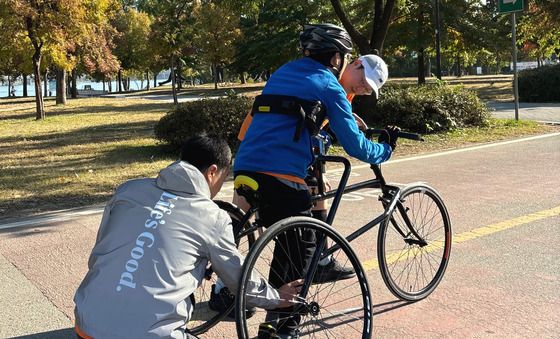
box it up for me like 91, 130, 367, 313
74, 134, 300, 339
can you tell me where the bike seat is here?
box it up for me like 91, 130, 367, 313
234, 175, 259, 207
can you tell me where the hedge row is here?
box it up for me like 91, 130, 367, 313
354, 83, 490, 133
154, 95, 252, 151
155, 84, 491, 150
518, 63, 560, 102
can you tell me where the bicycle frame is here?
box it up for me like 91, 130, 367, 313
232, 129, 449, 330
233, 149, 431, 319
234, 152, 426, 254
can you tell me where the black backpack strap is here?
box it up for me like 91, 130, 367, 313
251, 94, 325, 142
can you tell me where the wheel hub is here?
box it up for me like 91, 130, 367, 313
308, 301, 320, 316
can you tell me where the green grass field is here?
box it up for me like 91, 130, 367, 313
0, 78, 556, 220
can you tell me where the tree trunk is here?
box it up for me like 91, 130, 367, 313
108, 78, 112, 92
177, 62, 183, 90
240, 72, 246, 84
427, 58, 432, 77
32, 54, 44, 119
123, 77, 127, 91
213, 62, 218, 90
27, 16, 45, 119
118, 69, 123, 92
330, 0, 371, 54
146, 70, 150, 90
456, 55, 462, 77
417, 5, 425, 84
71, 68, 78, 98
43, 70, 48, 97
370, 0, 397, 55
22, 74, 28, 97
56, 69, 67, 105
171, 57, 178, 105
153, 72, 157, 88
330, 0, 396, 55
418, 48, 426, 84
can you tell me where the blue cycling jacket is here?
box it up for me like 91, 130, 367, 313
234, 57, 392, 180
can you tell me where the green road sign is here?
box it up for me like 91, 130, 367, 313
498, 0, 524, 13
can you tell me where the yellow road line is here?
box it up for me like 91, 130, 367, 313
362, 205, 560, 271
453, 205, 560, 244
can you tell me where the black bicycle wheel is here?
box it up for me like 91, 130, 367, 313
377, 184, 452, 301
187, 200, 256, 335
236, 216, 373, 339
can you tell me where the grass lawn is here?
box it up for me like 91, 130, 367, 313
392, 74, 514, 102
0, 96, 175, 219
0, 78, 557, 220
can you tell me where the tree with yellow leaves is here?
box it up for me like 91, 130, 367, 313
4, 0, 119, 118
194, 2, 242, 89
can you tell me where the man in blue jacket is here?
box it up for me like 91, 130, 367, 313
233, 23, 399, 338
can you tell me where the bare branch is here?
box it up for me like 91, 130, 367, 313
329, 0, 371, 54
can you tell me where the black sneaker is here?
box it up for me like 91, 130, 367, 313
208, 284, 255, 319
312, 259, 356, 284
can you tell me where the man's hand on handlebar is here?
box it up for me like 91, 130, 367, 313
352, 113, 368, 131
378, 125, 401, 151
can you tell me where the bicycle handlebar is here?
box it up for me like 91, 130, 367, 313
365, 128, 424, 141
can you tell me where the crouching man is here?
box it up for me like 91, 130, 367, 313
74, 134, 300, 339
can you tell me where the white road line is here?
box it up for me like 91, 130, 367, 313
0, 207, 104, 230
353, 132, 560, 170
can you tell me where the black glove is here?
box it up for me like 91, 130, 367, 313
378, 125, 401, 151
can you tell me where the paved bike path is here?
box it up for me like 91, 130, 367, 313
0, 253, 72, 338
1, 133, 558, 338
488, 101, 560, 124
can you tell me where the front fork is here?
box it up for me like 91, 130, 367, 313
381, 189, 428, 247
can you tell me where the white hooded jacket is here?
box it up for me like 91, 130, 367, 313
74, 161, 280, 338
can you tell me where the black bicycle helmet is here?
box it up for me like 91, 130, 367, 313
299, 23, 353, 55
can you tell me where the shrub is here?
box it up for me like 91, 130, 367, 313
518, 64, 560, 102
154, 95, 252, 151
353, 83, 490, 133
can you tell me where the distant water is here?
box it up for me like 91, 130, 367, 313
1, 80, 114, 97
0, 71, 171, 97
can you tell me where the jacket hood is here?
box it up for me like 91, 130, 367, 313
156, 161, 210, 198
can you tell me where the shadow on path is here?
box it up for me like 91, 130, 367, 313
11, 328, 76, 339
373, 299, 412, 316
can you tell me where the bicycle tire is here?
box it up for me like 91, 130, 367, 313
377, 184, 452, 301
236, 216, 373, 339
187, 200, 256, 335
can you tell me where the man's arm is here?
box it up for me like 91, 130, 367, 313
324, 80, 392, 164
208, 216, 284, 309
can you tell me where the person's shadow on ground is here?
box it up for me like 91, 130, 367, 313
9, 328, 76, 339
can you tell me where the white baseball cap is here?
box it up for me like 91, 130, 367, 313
359, 54, 389, 98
